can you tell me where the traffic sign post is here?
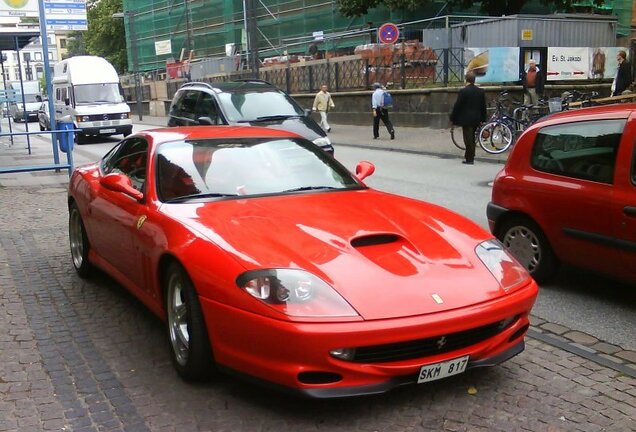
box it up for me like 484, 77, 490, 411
378, 23, 399, 44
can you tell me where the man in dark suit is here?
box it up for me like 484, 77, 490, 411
612, 50, 632, 96
450, 72, 487, 165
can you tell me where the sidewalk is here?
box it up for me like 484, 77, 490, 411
134, 115, 509, 164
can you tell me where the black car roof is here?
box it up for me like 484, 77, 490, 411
178, 80, 280, 94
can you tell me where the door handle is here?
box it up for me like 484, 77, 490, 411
624, 206, 636, 217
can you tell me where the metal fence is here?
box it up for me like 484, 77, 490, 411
148, 48, 467, 95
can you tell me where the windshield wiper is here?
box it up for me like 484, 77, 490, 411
249, 114, 302, 122
282, 186, 338, 193
165, 192, 239, 203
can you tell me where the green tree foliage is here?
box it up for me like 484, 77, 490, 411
337, 0, 606, 17
82, 0, 127, 73
63, 31, 87, 59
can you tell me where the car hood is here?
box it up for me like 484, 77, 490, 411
244, 116, 325, 141
165, 190, 506, 320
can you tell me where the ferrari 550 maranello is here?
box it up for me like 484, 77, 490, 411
67, 126, 538, 398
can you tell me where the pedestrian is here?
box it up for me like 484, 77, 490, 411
612, 50, 632, 96
521, 59, 544, 106
312, 84, 335, 132
371, 82, 395, 140
449, 71, 487, 165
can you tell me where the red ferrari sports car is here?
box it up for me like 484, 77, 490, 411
68, 126, 538, 398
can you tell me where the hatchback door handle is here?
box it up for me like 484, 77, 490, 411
625, 206, 636, 217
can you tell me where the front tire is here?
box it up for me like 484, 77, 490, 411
478, 121, 514, 154
68, 202, 93, 278
497, 217, 558, 283
164, 262, 215, 381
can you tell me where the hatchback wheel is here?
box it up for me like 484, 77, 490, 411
68, 203, 93, 277
497, 217, 558, 283
165, 262, 215, 381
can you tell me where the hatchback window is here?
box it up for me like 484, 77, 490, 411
530, 119, 624, 184
217, 90, 304, 122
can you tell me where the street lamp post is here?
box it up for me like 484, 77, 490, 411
113, 11, 143, 121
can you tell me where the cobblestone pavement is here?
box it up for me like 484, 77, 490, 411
0, 184, 634, 432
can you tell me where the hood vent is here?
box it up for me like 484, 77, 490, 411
351, 233, 399, 248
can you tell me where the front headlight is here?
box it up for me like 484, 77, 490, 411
121, 112, 130, 119
475, 239, 530, 292
236, 269, 358, 318
313, 136, 332, 147
76, 115, 90, 123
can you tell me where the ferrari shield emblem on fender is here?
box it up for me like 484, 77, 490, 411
136, 215, 147, 230
431, 294, 443, 304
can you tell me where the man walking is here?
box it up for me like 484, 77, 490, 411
450, 71, 487, 165
371, 82, 395, 140
312, 84, 335, 132
612, 50, 632, 96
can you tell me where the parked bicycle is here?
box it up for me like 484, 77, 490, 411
477, 91, 547, 154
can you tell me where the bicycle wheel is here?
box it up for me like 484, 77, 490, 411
450, 126, 465, 150
478, 121, 514, 154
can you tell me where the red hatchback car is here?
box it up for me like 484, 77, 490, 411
488, 104, 636, 284
68, 126, 538, 397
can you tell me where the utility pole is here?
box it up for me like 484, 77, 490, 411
114, 11, 143, 121
129, 13, 143, 121
245, 0, 259, 77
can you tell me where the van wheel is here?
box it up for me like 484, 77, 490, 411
75, 133, 86, 145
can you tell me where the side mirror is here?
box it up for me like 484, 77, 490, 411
198, 116, 214, 125
100, 173, 144, 201
355, 161, 375, 181
304, 108, 311, 116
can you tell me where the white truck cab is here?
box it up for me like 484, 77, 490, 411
52, 56, 132, 143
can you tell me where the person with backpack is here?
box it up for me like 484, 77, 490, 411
371, 82, 395, 140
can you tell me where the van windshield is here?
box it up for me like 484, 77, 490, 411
74, 83, 123, 105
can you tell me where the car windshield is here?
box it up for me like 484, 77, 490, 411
156, 137, 361, 202
217, 90, 305, 122
74, 83, 123, 105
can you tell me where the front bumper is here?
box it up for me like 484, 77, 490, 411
16, 111, 38, 121
200, 279, 538, 398
76, 122, 133, 136
486, 201, 509, 234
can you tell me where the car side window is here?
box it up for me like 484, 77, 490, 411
172, 90, 199, 121
197, 93, 220, 124
102, 138, 148, 191
530, 119, 624, 184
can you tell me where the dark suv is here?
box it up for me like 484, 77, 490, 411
168, 80, 333, 154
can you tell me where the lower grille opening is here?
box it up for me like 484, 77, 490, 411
508, 323, 530, 342
349, 316, 520, 363
298, 371, 343, 384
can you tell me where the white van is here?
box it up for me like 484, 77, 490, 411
8, 80, 42, 122
53, 56, 132, 143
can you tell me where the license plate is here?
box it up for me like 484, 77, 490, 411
417, 355, 469, 384
100, 128, 116, 133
